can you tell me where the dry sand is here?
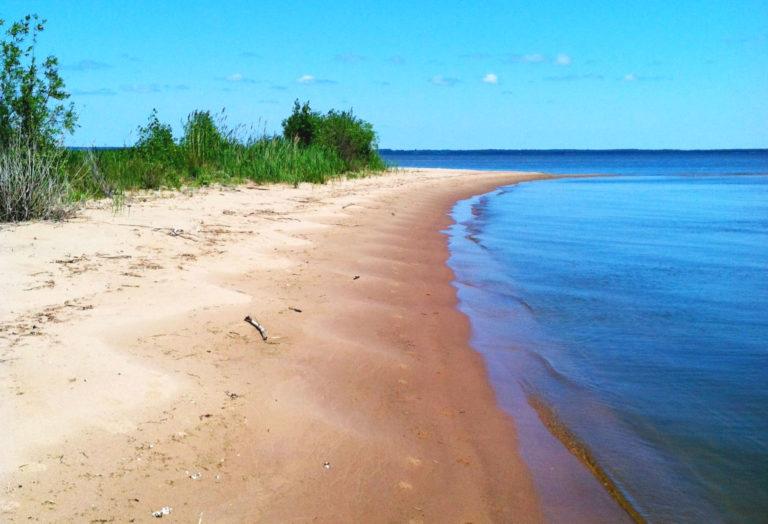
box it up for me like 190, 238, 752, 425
0, 168, 617, 522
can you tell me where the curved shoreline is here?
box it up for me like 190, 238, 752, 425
1, 168, 620, 521
447, 184, 635, 523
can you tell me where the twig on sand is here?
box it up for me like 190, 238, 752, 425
95, 253, 132, 260
288, 306, 302, 313
244, 315, 268, 341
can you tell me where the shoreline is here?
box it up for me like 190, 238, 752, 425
526, 394, 643, 522
1, 168, 613, 521
448, 186, 636, 524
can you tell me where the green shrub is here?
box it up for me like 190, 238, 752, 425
316, 110, 379, 171
282, 100, 321, 146
135, 109, 177, 163
281, 100, 384, 172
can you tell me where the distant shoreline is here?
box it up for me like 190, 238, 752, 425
66, 146, 768, 153
380, 148, 768, 153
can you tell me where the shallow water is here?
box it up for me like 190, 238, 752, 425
413, 150, 768, 522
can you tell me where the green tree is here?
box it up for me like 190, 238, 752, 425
0, 14, 76, 149
282, 99, 320, 146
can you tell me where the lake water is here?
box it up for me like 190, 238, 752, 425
381, 150, 768, 522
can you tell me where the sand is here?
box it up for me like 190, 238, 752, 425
0, 168, 617, 522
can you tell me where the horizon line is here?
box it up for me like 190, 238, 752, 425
67, 146, 768, 153
379, 148, 768, 153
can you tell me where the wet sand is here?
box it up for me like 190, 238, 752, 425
0, 168, 622, 522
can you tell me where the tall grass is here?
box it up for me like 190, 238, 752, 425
63, 108, 387, 198
0, 142, 70, 221
62, 137, 373, 198
0, 107, 388, 222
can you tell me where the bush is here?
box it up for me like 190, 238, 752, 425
0, 140, 69, 221
281, 100, 383, 172
315, 110, 379, 171
180, 110, 229, 172
122, 109, 181, 187
282, 100, 321, 147
135, 109, 177, 162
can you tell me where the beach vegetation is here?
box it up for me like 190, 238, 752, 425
0, 14, 76, 221
0, 14, 387, 223
282, 100, 385, 172
0, 139, 70, 221
0, 15, 76, 149
315, 109, 383, 171
62, 102, 382, 200
282, 100, 320, 147
136, 109, 177, 161
180, 110, 230, 174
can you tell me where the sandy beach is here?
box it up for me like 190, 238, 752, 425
2, 167, 615, 522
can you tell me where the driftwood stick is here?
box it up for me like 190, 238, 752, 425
244, 315, 268, 341
95, 254, 132, 260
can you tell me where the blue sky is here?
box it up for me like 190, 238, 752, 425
3, 0, 767, 148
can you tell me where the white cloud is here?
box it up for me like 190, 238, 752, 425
430, 75, 460, 86
482, 73, 498, 84
520, 53, 545, 63
296, 74, 337, 85
624, 73, 637, 82
224, 72, 259, 84
556, 53, 572, 66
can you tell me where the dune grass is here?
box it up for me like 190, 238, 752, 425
62, 108, 388, 201
0, 106, 388, 221
0, 141, 72, 222
62, 138, 380, 199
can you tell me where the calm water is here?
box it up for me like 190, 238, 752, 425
381, 148, 768, 176
390, 151, 768, 522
